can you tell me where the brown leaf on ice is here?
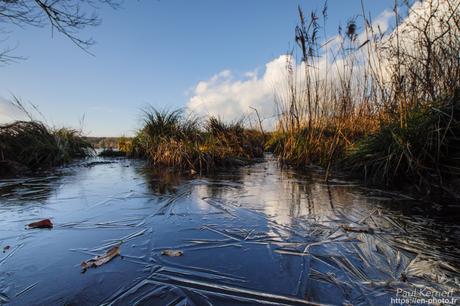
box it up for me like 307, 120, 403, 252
161, 249, 183, 257
28, 219, 53, 229
81, 245, 120, 272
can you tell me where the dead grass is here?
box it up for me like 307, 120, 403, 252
270, 0, 460, 192
131, 108, 264, 171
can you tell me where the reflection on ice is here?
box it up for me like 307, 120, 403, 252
0, 156, 458, 305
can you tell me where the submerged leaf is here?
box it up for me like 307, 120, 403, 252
28, 219, 53, 229
161, 249, 183, 257
81, 245, 120, 272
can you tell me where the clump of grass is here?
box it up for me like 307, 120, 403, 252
55, 127, 93, 159
130, 108, 264, 171
266, 121, 370, 169
0, 120, 93, 173
345, 90, 460, 191
205, 117, 264, 161
130, 108, 199, 161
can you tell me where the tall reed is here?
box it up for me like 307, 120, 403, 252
271, 0, 460, 191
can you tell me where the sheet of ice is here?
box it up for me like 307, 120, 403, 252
0, 157, 458, 305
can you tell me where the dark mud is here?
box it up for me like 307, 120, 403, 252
0, 157, 459, 305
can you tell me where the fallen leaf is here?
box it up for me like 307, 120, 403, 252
161, 249, 183, 257
81, 245, 120, 273
28, 219, 53, 229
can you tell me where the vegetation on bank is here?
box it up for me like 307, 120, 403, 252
268, 0, 460, 195
0, 121, 93, 176
346, 92, 460, 192
129, 109, 264, 171
0, 108, 264, 175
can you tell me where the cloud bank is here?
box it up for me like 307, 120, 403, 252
187, 55, 293, 129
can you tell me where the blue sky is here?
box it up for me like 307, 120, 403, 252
0, 0, 395, 136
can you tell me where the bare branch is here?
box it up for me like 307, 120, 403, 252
0, 0, 120, 61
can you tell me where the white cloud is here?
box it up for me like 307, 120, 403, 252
187, 55, 292, 129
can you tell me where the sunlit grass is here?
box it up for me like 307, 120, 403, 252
130, 108, 264, 171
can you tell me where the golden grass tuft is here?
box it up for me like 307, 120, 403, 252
130, 108, 264, 171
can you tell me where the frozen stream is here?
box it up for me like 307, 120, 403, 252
0, 156, 459, 305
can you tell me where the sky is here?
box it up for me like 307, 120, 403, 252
0, 0, 397, 136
